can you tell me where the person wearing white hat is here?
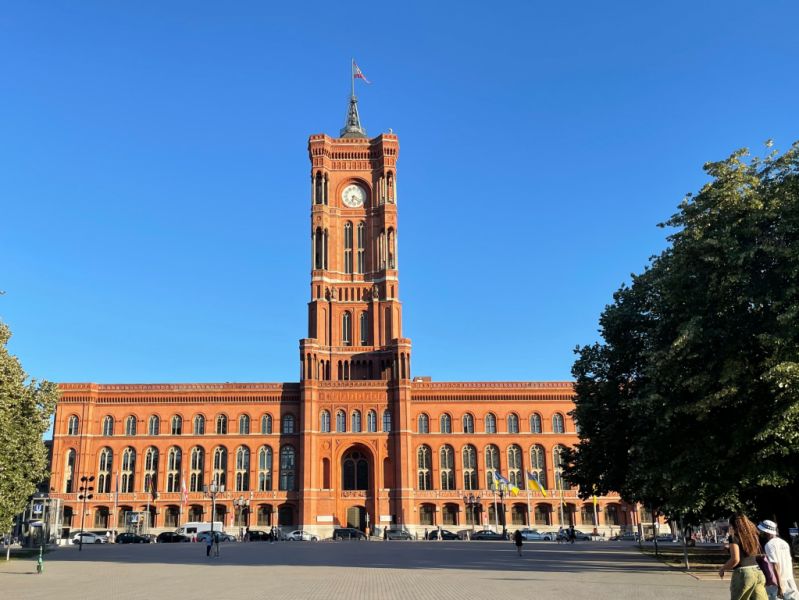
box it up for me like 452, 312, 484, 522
758, 520, 798, 600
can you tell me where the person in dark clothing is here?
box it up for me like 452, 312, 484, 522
206, 535, 213, 557
569, 525, 576, 544
513, 530, 523, 557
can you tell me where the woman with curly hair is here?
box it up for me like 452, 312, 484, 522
719, 514, 768, 600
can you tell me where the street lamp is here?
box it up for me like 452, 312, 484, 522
203, 482, 224, 553
497, 487, 507, 538
463, 494, 481, 539
234, 495, 250, 540
77, 476, 94, 552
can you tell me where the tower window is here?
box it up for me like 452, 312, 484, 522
171, 415, 182, 436
382, 410, 392, 432
125, 416, 137, 436
530, 413, 542, 434
67, 415, 79, 436
194, 415, 205, 435
336, 410, 346, 433
344, 222, 353, 274
342, 312, 352, 346
351, 410, 362, 433
320, 410, 331, 433
440, 413, 452, 434
148, 415, 160, 436
462, 413, 474, 434
485, 413, 497, 434
102, 416, 114, 437
357, 222, 365, 273
417, 413, 429, 434
367, 410, 377, 432
359, 311, 368, 346
507, 413, 519, 434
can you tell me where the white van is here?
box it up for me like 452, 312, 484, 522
175, 522, 224, 538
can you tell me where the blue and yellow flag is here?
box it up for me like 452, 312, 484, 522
527, 471, 547, 497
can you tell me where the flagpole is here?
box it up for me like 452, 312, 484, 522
525, 473, 532, 529
113, 471, 119, 541
492, 481, 499, 533
351, 58, 355, 98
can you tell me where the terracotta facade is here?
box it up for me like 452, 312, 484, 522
49, 119, 629, 537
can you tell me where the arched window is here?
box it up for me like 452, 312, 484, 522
261, 414, 272, 434
97, 448, 113, 493
462, 445, 478, 490
143, 447, 158, 494
440, 414, 452, 434
239, 414, 250, 435
485, 413, 497, 434
194, 415, 205, 435
351, 410, 362, 433
382, 410, 392, 432
507, 445, 522, 488
344, 221, 353, 274
320, 410, 331, 433
148, 415, 160, 436
342, 312, 352, 346
417, 413, 429, 434
279, 445, 296, 491
166, 447, 181, 492
213, 447, 227, 487
282, 414, 295, 434
64, 449, 77, 493
367, 410, 377, 432
125, 416, 137, 436
102, 416, 114, 436
530, 413, 542, 434
485, 445, 500, 489
357, 222, 365, 273
507, 413, 519, 434
440, 445, 455, 490
342, 449, 369, 490
190, 447, 204, 492
258, 446, 273, 491
529, 445, 547, 490
552, 413, 565, 433
67, 415, 79, 436
417, 445, 432, 490
336, 410, 346, 433
462, 413, 474, 434
553, 445, 569, 490
235, 446, 250, 491
171, 415, 182, 436
121, 447, 136, 493
314, 172, 323, 205
216, 415, 228, 435
359, 311, 368, 345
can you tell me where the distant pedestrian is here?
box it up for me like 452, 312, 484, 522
513, 530, 523, 557
569, 525, 576, 544
557, 526, 564, 544
758, 520, 798, 600
205, 535, 212, 557
719, 514, 767, 600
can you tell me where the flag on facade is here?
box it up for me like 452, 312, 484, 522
527, 471, 548, 497
181, 477, 188, 505
353, 60, 370, 83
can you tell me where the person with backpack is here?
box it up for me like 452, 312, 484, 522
513, 530, 523, 557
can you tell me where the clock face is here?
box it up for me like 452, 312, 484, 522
341, 184, 366, 208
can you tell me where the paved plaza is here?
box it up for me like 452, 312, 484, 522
2, 540, 729, 600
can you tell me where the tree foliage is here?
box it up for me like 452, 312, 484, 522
0, 320, 59, 532
565, 142, 799, 524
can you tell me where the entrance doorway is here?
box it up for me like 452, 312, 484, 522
346, 506, 366, 531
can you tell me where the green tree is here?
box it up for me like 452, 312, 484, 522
565, 142, 799, 526
0, 320, 59, 533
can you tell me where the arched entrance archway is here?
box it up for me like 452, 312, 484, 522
346, 506, 366, 530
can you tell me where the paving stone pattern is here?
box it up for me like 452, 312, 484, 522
2, 540, 730, 600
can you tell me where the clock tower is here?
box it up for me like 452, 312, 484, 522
297, 90, 414, 531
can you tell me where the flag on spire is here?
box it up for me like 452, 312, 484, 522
353, 60, 370, 84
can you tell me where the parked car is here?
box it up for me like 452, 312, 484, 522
286, 530, 319, 542
246, 529, 271, 541
427, 529, 459, 540
156, 531, 190, 543
610, 532, 639, 541
115, 532, 150, 544
518, 528, 553, 541
470, 530, 505, 541
557, 529, 591, 541
72, 532, 107, 545
332, 527, 367, 540
385, 528, 413, 540
197, 531, 236, 543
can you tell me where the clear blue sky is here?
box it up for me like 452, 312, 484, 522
2, 1, 798, 384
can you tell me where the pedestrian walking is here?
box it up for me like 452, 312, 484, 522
569, 525, 576, 544
719, 514, 768, 600
557, 526, 564, 544
758, 520, 799, 600
205, 535, 213, 557
513, 530, 523, 557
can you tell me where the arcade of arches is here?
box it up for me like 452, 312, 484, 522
48, 101, 625, 537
